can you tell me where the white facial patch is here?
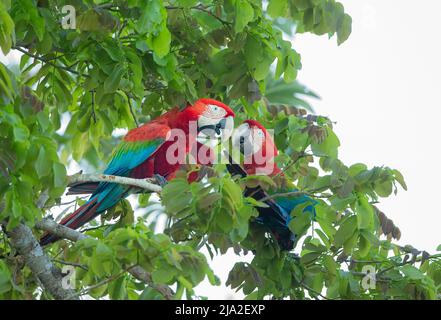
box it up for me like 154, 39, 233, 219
197, 104, 232, 141
205, 104, 227, 119
231, 123, 265, 157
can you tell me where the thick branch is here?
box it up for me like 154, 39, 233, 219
6, 222, 78, 300
36, 218, 88, 242
68, 173, 162, 193
128, 266, 174, 300
35, 218, 174, 299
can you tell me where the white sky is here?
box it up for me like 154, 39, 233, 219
2, 0, 440, 299
198, 0, 441, 299
296, 0, 441, 252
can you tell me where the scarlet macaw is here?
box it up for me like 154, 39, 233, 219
40, 98, 235, 245
228, 120, 317, 251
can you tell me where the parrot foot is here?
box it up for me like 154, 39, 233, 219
153, 174, 168, 187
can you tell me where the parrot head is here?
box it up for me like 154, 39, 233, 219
231, 120, 280, 176
183, 98, 235, 142
232, 120, 278, 159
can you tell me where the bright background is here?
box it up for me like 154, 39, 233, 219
196, 0, 441, 299
2, 0, 440, 300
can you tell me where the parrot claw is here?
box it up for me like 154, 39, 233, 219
153, 174, 168, 187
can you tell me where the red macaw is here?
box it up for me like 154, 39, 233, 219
40, 98, 234, 245
228, 120, 316, 251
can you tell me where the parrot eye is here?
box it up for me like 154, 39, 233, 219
206, 104, 226, 118
256, 129, 264, 138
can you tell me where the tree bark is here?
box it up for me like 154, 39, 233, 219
35, 218, 175, 300
68, 173, 163, 193
7, 222, 79, 300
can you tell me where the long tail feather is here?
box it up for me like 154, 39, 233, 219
66, 182, 99, 195
39, 198, 100, 246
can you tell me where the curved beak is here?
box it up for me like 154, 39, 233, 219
198, 116, 234, 141
220, 116, 234, 141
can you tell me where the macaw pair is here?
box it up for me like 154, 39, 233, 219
40, 98, 235, 245
227, 120, 317, 251
40, 98, 316, 252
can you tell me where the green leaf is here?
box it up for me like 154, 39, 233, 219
152, 26, 171, 57
234, 0, 254, 33
136, 0, 164, 34
12, 125, 29, 143
0, 261, 12, 295
52, 162, 67, 188
337, 14, 352, 45
0, 6, 15, 54
301, 252, 321, 265
35, 147, 51, 177
104, 64, 125, 93
400, 265, 425, 280
334, 216, 357, 247
267, 0, 288, 18
393, 169, 407, 191
152, 267, 175, 284
108, 276, 127, 300
374, 179, 393, 197
355, 196, 374, 230
349, 163, 367, 177
311, 127, 340, 158
77, 9, 101, 31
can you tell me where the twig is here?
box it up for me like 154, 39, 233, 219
45, 197, 86, 208
80, 224, 112, 233
125, 92, 139, 127
259, 190, 329, 202
166, 5, 231, 26
67, 266, 131, 299
90, 90, 97, 124
300, 282, 334, 300
53, 259, 88, 271
13, 46, 89, 78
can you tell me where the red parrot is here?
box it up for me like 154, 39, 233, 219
40, 98, 234, 245
233, 120, 281, 177
228, 120, 316, 251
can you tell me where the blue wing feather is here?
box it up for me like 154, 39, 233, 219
93, 139, 164, 196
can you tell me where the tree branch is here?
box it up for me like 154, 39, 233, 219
34, 218, 174, 299
127, 265, 174, 300
0, 191, 78, 300
5, 222, 79, 300
12, 46, 88, 78
36, 218, 88, 242
259, 189, 330, 202
124, 92, 139, 127
165, 4, 231, 26
68, 173, 163, 193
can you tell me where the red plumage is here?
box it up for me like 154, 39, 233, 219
242, 120, 282, 177
41, 99, 234, 246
